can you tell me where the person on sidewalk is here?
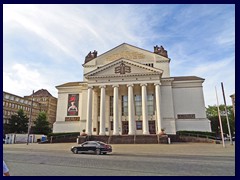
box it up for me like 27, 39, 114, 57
3, 160, 10, 176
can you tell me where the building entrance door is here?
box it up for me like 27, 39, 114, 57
122, 121, 128, 135
148, 121, 156, 134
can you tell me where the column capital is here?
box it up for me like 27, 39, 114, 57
154, 82, 161, 86
140, 83, 147, 87
112, 84, 119, 88
99, 85, 106, 89
127, 84, 134, 87
88, 86, 93, 89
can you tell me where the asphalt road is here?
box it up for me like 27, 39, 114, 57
3, 142, 235, 176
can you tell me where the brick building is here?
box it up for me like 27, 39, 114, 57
3, 89, 57, 131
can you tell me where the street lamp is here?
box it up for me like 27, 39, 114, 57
221, 82, 233, 145
27, 90, 34, 145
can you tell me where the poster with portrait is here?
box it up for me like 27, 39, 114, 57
67, 94, 79, 116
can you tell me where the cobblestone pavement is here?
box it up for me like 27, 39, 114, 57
3, 142, 235, 176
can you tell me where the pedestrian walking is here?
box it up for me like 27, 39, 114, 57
3, 160, 10, 176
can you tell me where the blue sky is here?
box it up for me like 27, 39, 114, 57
3, 4, 235, 106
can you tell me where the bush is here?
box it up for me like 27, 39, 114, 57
176, 130, 216, 137
47, 132, 80, 138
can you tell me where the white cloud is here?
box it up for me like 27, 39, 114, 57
3, 4, 235, 106
3, 63, 57, 97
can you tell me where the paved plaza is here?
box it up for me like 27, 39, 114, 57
3, 142, 235, 176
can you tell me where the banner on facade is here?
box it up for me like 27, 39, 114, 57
67, 94, 79, 116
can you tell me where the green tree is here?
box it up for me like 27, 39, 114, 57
4, 109, 29, 134
32, 111, 51, 135
206, 105, 235, 136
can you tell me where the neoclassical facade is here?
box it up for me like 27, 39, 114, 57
53, 43, 211, 135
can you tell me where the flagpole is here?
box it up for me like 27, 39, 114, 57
215, 86, 225, 148
221, 82, 233, 145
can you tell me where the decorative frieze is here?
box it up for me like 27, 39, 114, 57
106, 51, 145, 61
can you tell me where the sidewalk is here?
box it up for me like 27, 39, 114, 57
3, 142, 235, 157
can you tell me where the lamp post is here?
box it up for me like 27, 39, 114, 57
27, 90, 34, 145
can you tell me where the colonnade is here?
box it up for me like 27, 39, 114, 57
86, 83, 162, 135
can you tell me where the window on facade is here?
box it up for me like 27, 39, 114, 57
97, 96, 100, 116
147, 94, 155, 115
110, 96, 113, 116
122, 96, 128, 116
135, 95, 142, 116
110, 121, 113, 130
136, 121, 142, 130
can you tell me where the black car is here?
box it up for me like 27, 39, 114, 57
71, 141, 112, 155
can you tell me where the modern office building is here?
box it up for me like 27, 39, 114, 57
53, 43, 211, 135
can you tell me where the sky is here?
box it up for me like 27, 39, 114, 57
3, 4, 235, 106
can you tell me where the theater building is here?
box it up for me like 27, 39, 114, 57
53, 43, 211, 135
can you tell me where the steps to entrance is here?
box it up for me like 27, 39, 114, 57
76, 135, 169, 144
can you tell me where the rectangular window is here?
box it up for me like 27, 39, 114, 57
98, 96, 100, 116
136, 121, 142, 130
110, 96, 113, 116
147, 94, 155, 115
111, 121, 113, 130
122, 96, 128, 116
135, 95, 142, 116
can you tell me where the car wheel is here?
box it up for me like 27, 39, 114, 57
73, 148, 78, 154
95, 149, 101, 155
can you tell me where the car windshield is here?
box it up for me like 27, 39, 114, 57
98, 141, 107, 145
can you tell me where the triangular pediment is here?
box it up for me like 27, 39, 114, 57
85, 59, 163, 79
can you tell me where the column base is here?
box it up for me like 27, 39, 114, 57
99, 132, 106, 135
128, 132, 135, 135
143, 132, 150, 135
86, 132, 92, 136
113, 132, 120, 135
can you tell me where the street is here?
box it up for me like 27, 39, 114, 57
3, 142, 235, 176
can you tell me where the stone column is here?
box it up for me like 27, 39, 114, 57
141, 83, 149, 135
127, 84, 135, 135
155, 83, 162, 134
99, 85, 106, 135
86, 86, 93, 135
113, 85, 119, 135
